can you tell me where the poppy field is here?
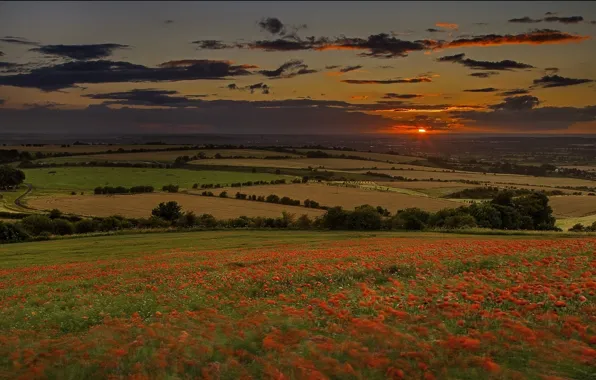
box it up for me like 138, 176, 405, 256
0, 233, 595, 379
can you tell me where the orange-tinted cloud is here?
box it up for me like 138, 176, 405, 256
351, 95, 369, 100
341, 76, 432, 84
436, 22, 459, 30
443, 29, 589, 48
158, 59, 233, 68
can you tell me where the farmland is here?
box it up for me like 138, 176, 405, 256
0, 231, 594, 379
21, 167, 289, 194
550, 195, 596, 218
193, 182, 461, 212
36, 149, 301, 164
27, 192, 325, 219
190, 158, 410, 170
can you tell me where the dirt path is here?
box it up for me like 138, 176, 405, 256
14, 183, 33, 209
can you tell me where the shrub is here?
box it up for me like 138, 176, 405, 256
21, 215, 54, 236
53, 218, 75, 235
176, 211, 198, 228
443, 214, 477, 229
345, 205, 382, 230
0, 221, 30, 243
569, 223, 585, 232
151, 201, 183, 221
162, 184, 179, 193
321, 206, 349, 230
391, 208, 430, 230
295, 214, 312, 229
219, 191, 228, 198
266, 194, 280, 203
99, 216, 122, 232
198, 214, 218, 228
74, 219, 97, 234
49, 209, 63, 219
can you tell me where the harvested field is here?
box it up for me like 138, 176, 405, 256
294, 149, 422, 163
358, 169, 596, 188
376, 181, 580, 197
37, 149, 300, 164
190, 158, 419, 170
193, 182, 461, 212
27, 193, 325, 219
549, 195, 596, 218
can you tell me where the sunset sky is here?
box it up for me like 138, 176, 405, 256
0, 1, 594, 135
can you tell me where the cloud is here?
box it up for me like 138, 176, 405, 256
258, 17, 285, 35
247, 33, 436, 58
499, 89, 530, 96
82, 89, 208, 107
435, 22, 459, 30
464, 87, 499, 93
30, 43, 129, 60
509, 17, 543, 23
382, 93, 424, 99
340, 65, 362, 73
0, 51, 3, 57
469, 71, 499, 78
532, 75, 594, 88
0, 59, 253, 91
0, 99, 397, 135
341, 76, 432, 84
436, 53, 534, 71
489, 95, 540, 110
192, 40, 236, 50
544, 16, 584, 24
351, 95, 368, 100
443, 29, 589, 48
426, 28, 444, 33
0, 36, 40, 46
164, 20, 174, 24
227, 82, 270, 94
258, 59, 316, 78
453, 96, 595, 131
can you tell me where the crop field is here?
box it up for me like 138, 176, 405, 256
195, 182, 461, 212
1, 144, 192, 154
377, 181, 580, 197
22, 167, 289, 194
0, 231, 594, 379
549, 195, 596, 218
190, 158, 419, 170
36, 149, 301, 164
358, 169, 596, 188
27, 192, 325, 219
294, 149, 423, 164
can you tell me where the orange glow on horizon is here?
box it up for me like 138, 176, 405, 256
418, 128, 427, 133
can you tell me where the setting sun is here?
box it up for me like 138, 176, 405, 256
418, 128, 427, 133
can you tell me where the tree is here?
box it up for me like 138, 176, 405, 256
151, 201, 183, 221
346, 205, 382, 230
0, 165, 25, 190
321, 206, 349, 230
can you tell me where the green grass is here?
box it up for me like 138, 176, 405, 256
22, 167, 290, 194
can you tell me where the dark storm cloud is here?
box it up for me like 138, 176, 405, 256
463, 87, 499, 93
258, 17, 285, 35
508, 17, 543, 23
83, 89, 208, 107
436, 53, 534, 70
382, 93, 424, 99
258, 59, 316, 78
489, 95, 540, 110
544, 16, 584, 24
0, 59, 253, 91
341, 76, 432, 84
443, 29, 588, 47
532, 75, 594, 88
499, 89, 530, 96
192, 40, 236, 50
0, 99, 397, 135
30, 44, 129, 60
453, 96, 596, 132
0, 36, 40, 46
469, 71, 499, 78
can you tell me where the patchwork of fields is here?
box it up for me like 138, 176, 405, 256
0, 232, 594, 379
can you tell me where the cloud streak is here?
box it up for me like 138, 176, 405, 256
30, 43, 129, 60
532, 75, 594, 88
341, 76, 433, 84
